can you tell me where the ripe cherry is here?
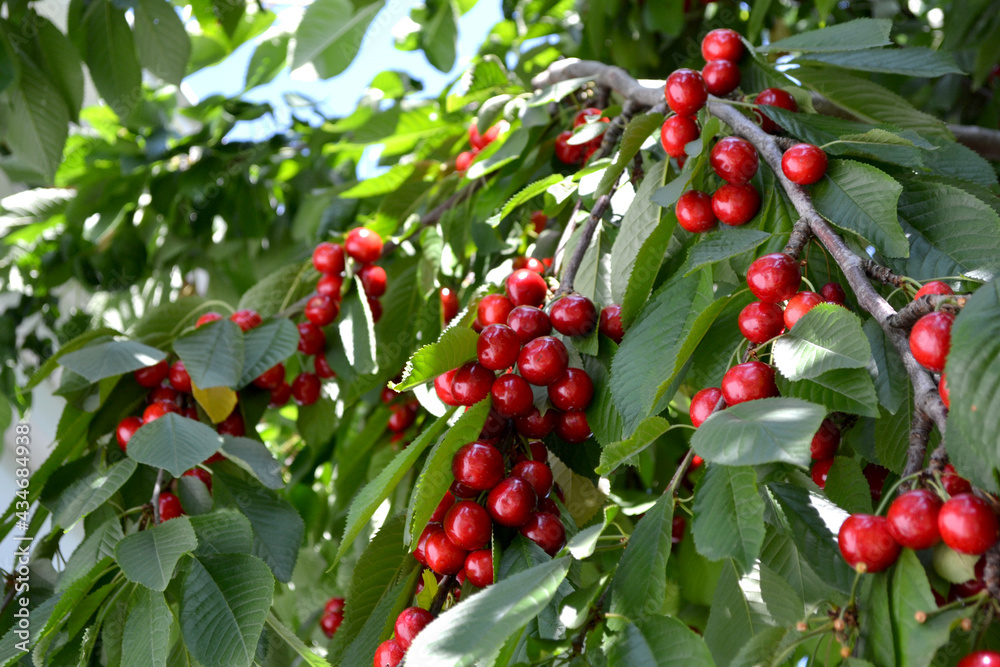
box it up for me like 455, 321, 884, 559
660, 115, 700, 158
292, 372, 321, 406
520, 512, 566, 556
440, 287, 460, 323
413, 522, 440, 564
477, 324, 520, 371
690, 387, 724, 427
515, 407, 557, 438
230, 309, 263, 332
506, 269, 547, 307
269, 382, 292, 407
159, 492, 184, 522
507, 305, 552, 343
754, 88, 798, 133
547, 368, 594, 412
512, 460, 554, 498
573, 107, 605, 127
216, 410, 245, 437
721, 361, 779, 405
149, 386, 181, 406
539, 497, 560, 516
837, 514, 901, 573
168, 361, 192, 393
134, 360, 169, 388
450, 481, 479, 498
710, 136, 758, 185
425, 529, 467, 575
116, 416, 143, 452
464, 550, 494, 587
665, 69, 708, 117
373, 638, 405, 667
487, 476, 537, 527
599, 305, 624, 344
388, 404, 416, 432
713, 183, 761, 226
430, 492, 455, 524
953, 557, 986, 597
865, 464, 890, 502
915, 281, 953, 300
196, 312, 223, 328
325, 597, 345, 616
702, 60, 741, 96
312, 242, 345, 275
452, 441, 504, 490
143, 401, 179, 423
518, 336, 569, 386
478, 294, 514, 327
513, 256, 546, 273
554, 411, 591, 443
555, 131, 583, 165
367, 297, 383, 323
938, 494, 1000, 555
887, 489, 943, 550
305, 295, 339, 326
810, 419, 841, 460
359, 265, 387, 297
549, 295, 598, 337
450, 361, 495, 405
320, 611, 343, 638
738, 301, 784, 344
434, 369, 460, 406
746, 253, 801, 303
820, 282, 847, 305
909, 311, 954, 373
958, 652, 1000, 667
530, 211, 548, 233
182, 467, 212, 493
676, 190, 717, 233
316, 273, 343, 299
297, 322, 326, 355
490, 373, 534, 418
314, 355, 335, 379
344, 228, 383, 264
784, 291, 824, 329
811, 458, 834, 489
701, 28, 744, 62
471, 123, 502, 150
444, 501, 492, 551
394, 607, 434, 651
782, 143, 828, 185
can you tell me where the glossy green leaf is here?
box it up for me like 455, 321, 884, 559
683, 228, 772, 276
189, 509, 254, 557
236, 261, 314, 318
596, 416, 670, 475
393, 325, 478, 391
596, 112, 663, 198
703, 560, 770, 666
115, 516, 198, 591
776, 367, 879, 417
127, 414, 223, 477
692, 398, 824, 467
692, 465, 765, 571
291, 0, 386, 77
49, 457, 138, 528
609, 492, 673, 626
121, 587, 172, 667
758, 18, 891, 53
173, 319, 244, 389
824, 457, 873, 514
59, 340, 166, 384
798, 47, 962, 77
773, 304, 872, 381
237, 318, 298, 388
133, 0, 191, 84
82, 0, 142, 125
606, 616, 715, 666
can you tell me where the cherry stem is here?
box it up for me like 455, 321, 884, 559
429, 574, 456, 616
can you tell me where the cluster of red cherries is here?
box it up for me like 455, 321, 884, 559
319, 596, 345, 639
554, 108, 610, 166
456, 122, 504, 172
381, 383, 421, 446
373, 605, 436, 666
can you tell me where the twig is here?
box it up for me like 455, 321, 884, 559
421, 177, 490, 227
556, 194, 613, 296
860, 258, 905, 287
928, 442, 949, 473
986, 543, 1000, 604
429, 574, 455, 616
901, 410, 933, 485
151, 469, 165, 525
887, 295, 967, 330
783, 218, 813, 259
553, 198, 586, 277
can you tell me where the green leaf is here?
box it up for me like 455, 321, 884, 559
759, 528, 836, 605
772, 304, 872, 381
245, 33, 290, 90
82, 0, 142, 125
860, 573, 896, 666
596, 416, 670, 475
609, 492, 673, 625
49, 457, 138, 528
127, 414, 223, 477
121, 588, 172, 667
920, 139, 998, 188
237, 318, 297, 388
824, 457, 873, 514
405, 557, 571, 666
219, 436, 282, 489
692, 465, 766, 572
59, 505, 124, 590
59, 340, 166, 383
265, 613, 332, 667
692, 398, 824, 467
237, 261, 314, 318
189, 509, 254, 557
30, 17, 84, 120
864, 318, 907, 414
115, 516, 198, 591
291, 0, 386, 78
610, 160, 668, 317
703, 560, 770, 667
776, 367, 879, 418
133, 0, 191, 84
173, 319, 244, 389
180, 554, 274, 667
420, 0, 458, 72
596, 112, 664, 198
758, 18, 891, 53
811, 160, 907, 258
331, 280, 378, 377
798, 47, 963, 77
393, 325, 478, 391
406, 399, 490, 544
683, 228, 772, 276
606, 616, 715, 666
5, 56, 70, 182
487, 175, 564, 227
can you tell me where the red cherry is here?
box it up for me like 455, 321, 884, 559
456, 150, 477, 172
599, 304, 624, 344
297, 322, 326, 355
430, 492, 455, 524
721, 361, 778, 405
783, 291, 824, 329
359, 265, 387, 298
314, 355, 336, 379
701, 28, 744, 62
116, 416, 143, 452
450, 480, 479, 498
660, 115, 700, 158
915, 281, 953, 300
555, 131, 584, 165
148, 386, 181, 406
820, 282, 847, 305
468, 124, 483, 150
425, 530, 468, 575
324, 597, 345, 615
712, 183, 760, 226
549, 295, 598, 337
486, 477, 537, 527
672, 516, 685, 544
168, 361, 192, 393
450, 361, 495, 405
158, 492, 184, 522
746, 253, 801, 303
478, 294, 514, 327
812, 458, 834, 488
512, 460, 554, 498
477, 324, 521, 371
530, 211, 548, 233
709, 136, 758, 185
909, 311, 954, 373
514, 407, 557, 438
690, 387, 724, 427
738, 301, 784, 344
143, 401, 179, 423
413, 523, 440, 564
507, 305, 552, 344
958, 652, 1000, 667
702, 60, 741, 96
939, 373, 950, 409
573, 108, 606, 127
344, 228, 383, 264
506, 269, 548, 307
513, 256, 546, 273
134, 360, 169, 388
665, 69, 708, 117
452, 441, 504, 490
938, 494, 1000, 555
676, 190, 717, 234
753, 88, 798, 133
523, 440, 548, 463
394, 607, 434, 651
782, 143, 828, 185
539, 497, 560, 516
440, 287, 460, 323
367, 297, 383, 323
269, 382, 291, 408
519, 512, 566, 556
230, 309, 263, 332
864, 464, 890, 502
373, 638, 405, 667
305, 294, 339, 326
381, 386, 398, 404
838, 514, 900, 573
388, 404, 416, 432
316, 273, 344, 299
313, 242, 345, 275
810, 419, 841, 460
292, 373, 321, 406
518, 336, 569, 386
320, 611, 343, 638
547, 368, 594, 412
182, 467, 212, 494
217, 410, 245, 437
195, 312, 223, 328
554, 411, 591, 443
887, 489, 943, 550
444, 501, 492, 551
491, 373, 534, 418
464, 550, 494, 587
434, 369, 461, 406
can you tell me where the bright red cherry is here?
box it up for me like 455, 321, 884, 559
712, 183, 760, 226
665, 69, 708, 117
216, 410, 245, 436
182, 467, 212, 493
367, 297, 383, 323
549, 295, 597, 337
252, 363, 285, 390
938, 494, 1000, 555
514, 407, 557, 438
702, 60, 741, 96
413, 522, 440, 564
812, 458, 834, 489
452, 441, 504, 490
424, 529, 468, 575
820, 282, 847, 305
721, 361, 778, 405
701, 28, 744, 62
887, 489, 943, 550
554, 411, 591, 443
512, 460, 554, 498
456, 150, 477, 172
519, 512, 566, 556
444, 501, 492, 551
490, 373, 534, 418
344, 228, 383, 264
434, 369, 461, 406
710, 136, 758, 185
754, 88, 798, 133
478, 294, 514, 327
320, 611, 343, 638
530, 211, 547, 233
506, 269, 547, 307
784, 291, 824, 329
555, 131, 583, 165
915, 281, 953, 300
507, 306, 552, 344
738, 301, 784, 344
676, 190, 717, 233
149, 386, 181, 406
430, 493, 455, 525
230, 309, 262, 332
312, 242, 345, 275
464, 550, 494, 587
373, 638, 405, 667
746, 253, 801, 303
486, 477, 537, 527
518, 336, 569, 386
450, 361, 495, 405
297, 322, 326, 355
477, 324, 520, 371
838, 514, 901, 572
909, 311, 954, 373
958, 652, 1000, 667
513, 256, 546, 273
690, 387, 724, 427
810, 419, 840, 460
134, 360, 169, 388
315, 355, 335, 379
269, 382, 292, 408
547, 368, 594, 412
469, 123, 502, 150
782, 143, 828, 185
305, 295, 339, 326
116, 416, 143, 452
143, 401, 179, 423
168, 361, 192, 393
159, 492, 184, 522
599, 304, 624, 344
573, 108, 605, 127
394, 607, 434, 651
440, 287, 460, 323
388, 404, 416, 432
196, 312, 223, 328
316, 273, 344, 299
324, 597, 345, 615
358, 265, 387, 298
292, 372, 321, 406
660, 115, 700, 158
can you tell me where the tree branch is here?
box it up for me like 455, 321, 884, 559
902, 410, 933, 484
783, 218, 813, 259
429, 574, 456, 616
151, 468, 165, 525
886, 294, 967, 330
556, 194, 612, 297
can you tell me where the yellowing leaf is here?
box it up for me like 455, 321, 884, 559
192, 382, 238, 424
550, 456, 605, 526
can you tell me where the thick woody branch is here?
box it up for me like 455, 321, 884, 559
887, 294, 967, 330
860, 258, 905, 287
902, 411, 933, 483
783, 219, 813, 258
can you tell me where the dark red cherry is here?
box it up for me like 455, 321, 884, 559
464, 550, 494, 587
486, 477, 537, 527
158, 492, 184, 522
413, 522, 441, 564
701, 28, 744, 62
709, 136, 758, 185
230, 309, 262, 332
116, 416, 143, 452
754, 88, 798, 133
320, 611, 343, 638
530, 211, 548, 233
782, 143, 828, 185
519, 512, 566, 556
291, 372, 321, 405
424, 530, 467, 575
514, 407, 557, 438
314, 354, 335, 379
182, 467, 212, 494
452, 441, 504, 491
942, 464, 971, 496
324, 597, 345, 615
721, 361, 778, 405
430, 492, 455, 523
660, 115, 700, 158
216, 410, 245, 436
810, 419, 841, 460
737, 301, 784, 344
444, 501, 492, 551
702, 59, 741, 96
148, 386, 181, 405
252, 363, 285, 390
507, 306, 552, 344
305, 294, 339, 326
312, 242, 345, 275
490, 373, 534, 418
864, 464, 890, 502
784, 291, 824, 329
554, 411, 591, 443
134, 360, 169, 388
672, 516, 685, 544
812, 458, 834, 489
517, 336, 569, 386
506, 269, 547, 307
938, 494, 1000, 555
690, 387, 724, 427
512, 460, 554, 498
477, 324, 521, 371
820, 282, 847, 305
549, 295, 597, 337
297, 322, 326, 355
269, 382, 291, 408
676, 190, 717, 234
838, 514, 900, 573
358, 264, 387, 298
168, 361, 192, 393
665, 69, 708, 117
909, 311, 953, 373
887, 489, 943, 550
547, 368, 594, 412
394, 607, 434, 651
478, 294, 515, 327
712, 183, 760, 226
599, 304, 624, 344
344, 228, 382, 264
451, 361, 495, 405
387, 404, 416, 432
746, 253, 801, 303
